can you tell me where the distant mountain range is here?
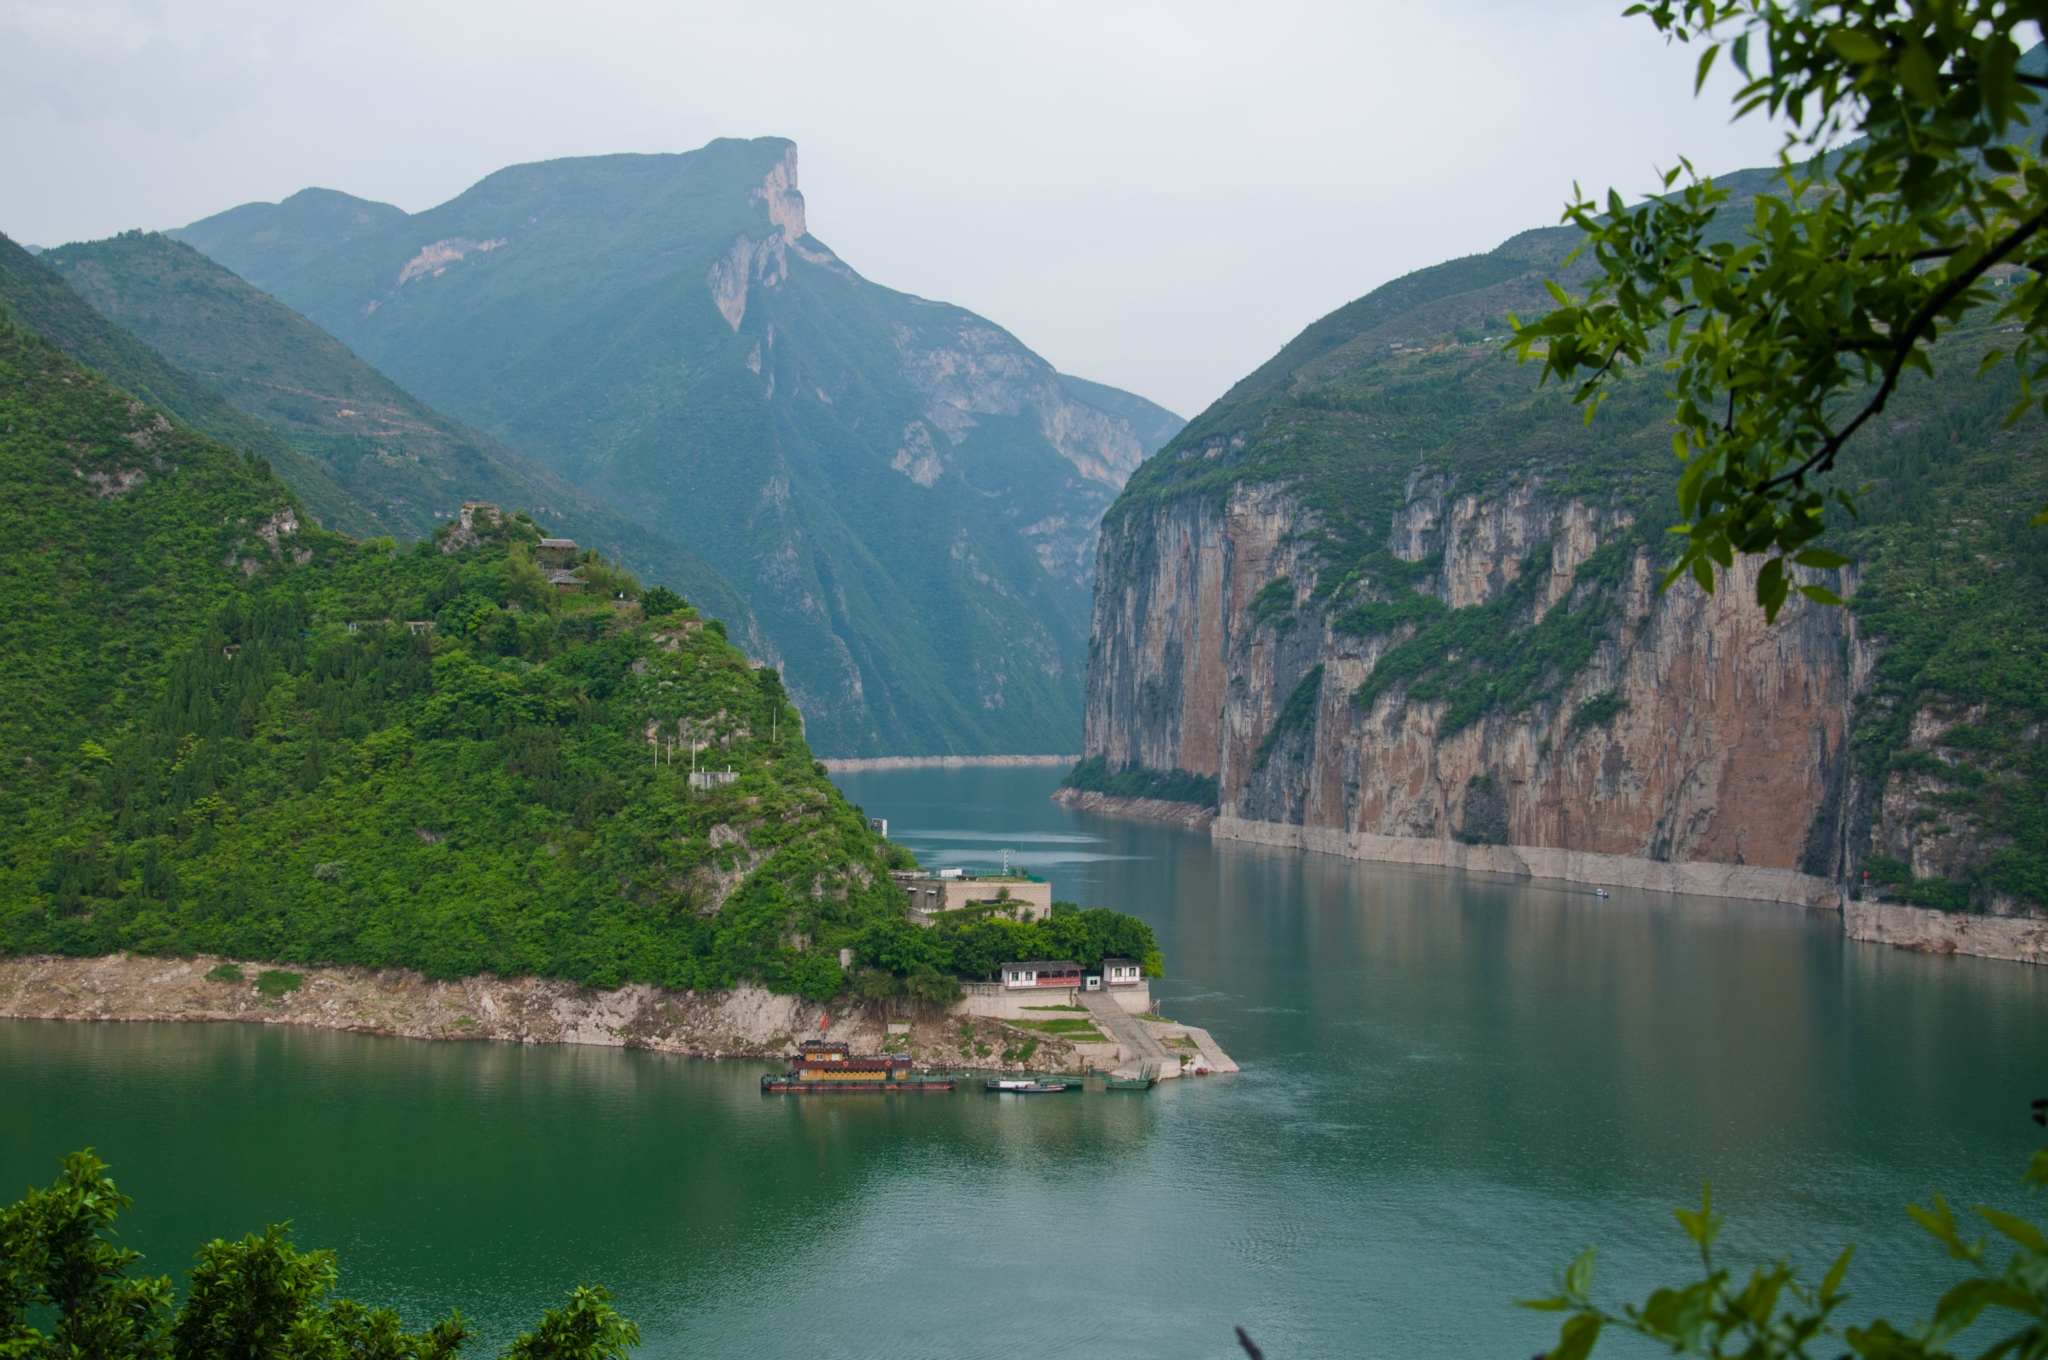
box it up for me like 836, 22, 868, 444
1, 230, 759, 647
172, 138, 1184, 756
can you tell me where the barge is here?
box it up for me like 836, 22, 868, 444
762, 1040, 956, 1093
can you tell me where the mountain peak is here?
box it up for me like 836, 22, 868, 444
753, 143, 806, 244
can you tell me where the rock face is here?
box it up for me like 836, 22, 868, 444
1084, 477, 1866, 898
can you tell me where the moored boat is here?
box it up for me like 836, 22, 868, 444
1103, 1062, 1159, 1089
762, 1040, 956, 1093
985, 1076, 1079, 1093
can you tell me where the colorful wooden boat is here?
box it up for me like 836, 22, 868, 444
762, 1040, 955, 1093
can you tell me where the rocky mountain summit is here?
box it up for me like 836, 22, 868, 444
174, 138, 1184, 757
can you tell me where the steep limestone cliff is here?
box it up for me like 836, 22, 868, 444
1086, 477, 1861, 890
1078, 212, 2045, 921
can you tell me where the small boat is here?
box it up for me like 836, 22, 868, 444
1594, 888, 1611, 899
985, 1076, 1078, 1093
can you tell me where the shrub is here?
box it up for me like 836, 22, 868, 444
255, 969, 303, 998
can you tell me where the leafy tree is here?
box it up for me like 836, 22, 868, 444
0, 1153, 630, 1360
1517, 0, 2048, 619
0, 1150, 172, 1360
637, 587, 684, 619
499, 1289, 637, 1360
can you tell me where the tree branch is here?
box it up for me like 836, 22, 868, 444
1761, 204, 2048, 492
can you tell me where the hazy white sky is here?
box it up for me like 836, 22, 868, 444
0, 0, 1791, 418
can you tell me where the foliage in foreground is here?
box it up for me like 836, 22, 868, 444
1528, 1131, 2048, 1360
1518, 0, 2048, 619
0, 1151, 636, 1360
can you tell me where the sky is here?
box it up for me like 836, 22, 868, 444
0, 0, 1793, 420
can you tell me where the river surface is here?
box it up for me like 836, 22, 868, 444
6, 766, 2046, 1359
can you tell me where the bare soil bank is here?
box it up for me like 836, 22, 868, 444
0, 954, 1091, 1071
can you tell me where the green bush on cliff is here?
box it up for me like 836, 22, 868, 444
1061, 755, 1219, 810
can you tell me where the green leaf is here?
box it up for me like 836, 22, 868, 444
1820, 1243, 1855, 1302
1975, 1205, 2047, 1253
1564, 1247, 1596, 1299
1550, 1312, 1603, 1360
1792, 549, 1852, 569
1825, 29, 1888, 64
1896, 40, 1940, 106
1757, 556, 1788, 621
1797, 585, 1845, 606
1673, 1184, 1721, 1249
1693, 42, 1719, 94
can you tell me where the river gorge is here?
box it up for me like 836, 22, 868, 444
6, 765, 2044, 1360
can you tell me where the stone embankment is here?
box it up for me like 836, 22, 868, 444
822, 754, 1078, 773
1843, 902, 2048, 964
1211, 817, 1842, 907
1050, 788, 1216, 831
0, 954, 1099, 1072
1066, 792, 2048, 967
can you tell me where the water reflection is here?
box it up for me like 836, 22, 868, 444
5, 766, 2046, 1360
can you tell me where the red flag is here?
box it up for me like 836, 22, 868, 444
820, 1009, 829, 1033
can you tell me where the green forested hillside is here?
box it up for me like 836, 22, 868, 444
0, 314, 890, 993
0, 231, 369, 534
17, 229, 759, 650
0, 314, 1161, 989
171, 139, 1181, 757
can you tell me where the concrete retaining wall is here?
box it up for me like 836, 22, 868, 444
1211, 817, 1843, 910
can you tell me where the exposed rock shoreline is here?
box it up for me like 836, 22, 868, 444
0, 954, 1089, 1071
1210, 816, 1843, 907
1843, 901, 2048, 964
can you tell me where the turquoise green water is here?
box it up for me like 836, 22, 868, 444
6, 765, 2046, 1359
